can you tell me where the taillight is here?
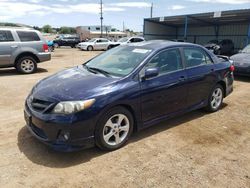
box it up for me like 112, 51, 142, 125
43, 44, 49, 52
230, 65, 235, 72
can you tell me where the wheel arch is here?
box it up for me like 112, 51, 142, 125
96, 103, 139, 133
14, 52, 39, 66
217, 80, 226, 97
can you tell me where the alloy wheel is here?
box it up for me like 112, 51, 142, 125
20, 59, 35, 73
103, 114, 130, 146
211, 88, 223, 110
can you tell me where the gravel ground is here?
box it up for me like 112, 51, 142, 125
0, 48, 249, 188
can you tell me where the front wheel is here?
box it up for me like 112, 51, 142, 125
95, 107, 134, 151
205, 84, 224, 112
87, 46, 93, 51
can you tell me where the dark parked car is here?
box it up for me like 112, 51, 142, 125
230, 44, 250, 76
204, 39, 234, 55
53, 36, 80, 48
24, 41, 234, 152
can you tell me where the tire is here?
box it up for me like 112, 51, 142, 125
87, 46, 93, 51
54, 43, 59, 48
205, 84, 224, 112
95, 107, 134, 151
107, 45, 112, 50
16, 56, 37, 74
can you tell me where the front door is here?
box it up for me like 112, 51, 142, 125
140, 48, 188, 123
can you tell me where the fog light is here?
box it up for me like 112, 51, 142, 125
58, 130, 70, 141
63, 132, 70, 141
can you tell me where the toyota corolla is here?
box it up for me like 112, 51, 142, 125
24, 41, 234, 151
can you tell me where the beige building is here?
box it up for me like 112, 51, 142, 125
76, 25, 127, 41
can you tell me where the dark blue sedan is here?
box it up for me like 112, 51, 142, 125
24, 41, 234, 151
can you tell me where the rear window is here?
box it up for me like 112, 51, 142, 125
17, 31, 40, 42
0, 30, 14, 42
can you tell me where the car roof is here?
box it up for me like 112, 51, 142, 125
127, 40, 202, 50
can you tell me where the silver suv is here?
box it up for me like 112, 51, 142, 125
0, 28, 51, 74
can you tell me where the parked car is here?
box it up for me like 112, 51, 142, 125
204, 39, 234, 55
78, 38, 112, 51
53, 36, 80, 48
24, 41, 234, 151
110, 37, 145, 48
0, 28, 51, 74
230, 44, 250, 76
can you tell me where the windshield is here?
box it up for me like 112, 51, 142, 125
84, 46, 152, 77
242, 45, 250, 53
118, 37, 129, 43
88, 38, 96, 42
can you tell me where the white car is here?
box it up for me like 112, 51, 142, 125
112, 37, 145, 46
78, 38, 112, 51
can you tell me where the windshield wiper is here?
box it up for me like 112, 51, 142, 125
84, 65, 111, 77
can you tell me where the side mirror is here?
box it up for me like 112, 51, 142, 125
143, 67, 159, 80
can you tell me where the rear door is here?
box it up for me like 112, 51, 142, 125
0, 30, 16, 66
183, 47, 216, 108
140, 48, 188, 123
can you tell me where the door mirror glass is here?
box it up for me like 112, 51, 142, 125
144, 67, 159, 79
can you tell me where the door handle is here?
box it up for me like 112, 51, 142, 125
11, 45, 18, 48
178, 76, 186, 82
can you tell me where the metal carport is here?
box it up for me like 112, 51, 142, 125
143, 9, 250, 50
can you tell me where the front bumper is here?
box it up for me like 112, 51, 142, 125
24, 104, 95, 152
79, 46, 88, 50
37, 52, 51, 63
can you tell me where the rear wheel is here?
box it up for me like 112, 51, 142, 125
95, 107, 134, 151
16, 56, 37, 74
87, 46, 93, 51
205, 84, 224, 112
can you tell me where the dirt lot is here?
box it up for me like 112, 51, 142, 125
0, 48, 249, 188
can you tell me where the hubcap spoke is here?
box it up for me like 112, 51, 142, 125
104, 131, 115, 143
114, 133, 121, 144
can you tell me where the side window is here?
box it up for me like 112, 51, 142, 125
17, 31, 40, 42
0, 30, 14, 42
101, 39, 108, 43
145, 49, 183, 75
184, 48, 213, 68
134, 38, 143, 42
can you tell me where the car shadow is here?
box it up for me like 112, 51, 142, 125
17, 103, 228, 168
234, 75, 250, 83
0, 68, 48, 77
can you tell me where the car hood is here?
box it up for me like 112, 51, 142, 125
231, 53, 250, 66
32, 66, 120, 102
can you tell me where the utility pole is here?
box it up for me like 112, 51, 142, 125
150, 3, 153, 18
100, 0, 103, 38
123, 21, 125, 32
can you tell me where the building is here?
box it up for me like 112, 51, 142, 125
143, 9, 250, 50
76, 25, 127, 41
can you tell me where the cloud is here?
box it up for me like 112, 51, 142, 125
111, 2, 151, 8
170, 5, 185, 10
0, 1, 125, 21
188, 0, 250, 4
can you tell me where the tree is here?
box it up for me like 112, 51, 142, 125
59, 27, 76, 34
42, 25, 53, 33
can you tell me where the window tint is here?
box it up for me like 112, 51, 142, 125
146, 49, 183, 75
17, 31, 40, 42
184, 48, 213, 68
101, 39, 108, 42
133, 38, 143, 42
0, 30, 14, 42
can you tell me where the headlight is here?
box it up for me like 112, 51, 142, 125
52, 99, 95, 114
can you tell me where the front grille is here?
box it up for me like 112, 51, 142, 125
31, 98, 54, 113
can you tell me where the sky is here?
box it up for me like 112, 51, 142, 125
0, 0, 250, 31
